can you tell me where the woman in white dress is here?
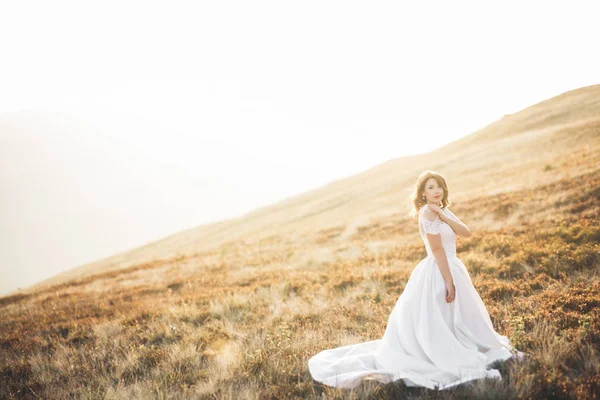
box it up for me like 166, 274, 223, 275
308, 170, 525, 391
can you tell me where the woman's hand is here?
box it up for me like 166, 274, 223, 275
445, 280, 456, 303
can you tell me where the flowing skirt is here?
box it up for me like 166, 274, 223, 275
308, 254, 525, 390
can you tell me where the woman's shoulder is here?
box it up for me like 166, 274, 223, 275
419, 204, 452, 219
419, 204, 438, 220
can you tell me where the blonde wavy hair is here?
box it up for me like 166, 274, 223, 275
408, 170, 452, 218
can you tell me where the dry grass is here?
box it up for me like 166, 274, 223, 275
2, 88, 600, 398
2, 166, 599, 399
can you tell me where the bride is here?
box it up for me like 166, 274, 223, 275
308, 170, 525, 390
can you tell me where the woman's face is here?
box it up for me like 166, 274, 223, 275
423, 177, 444, 205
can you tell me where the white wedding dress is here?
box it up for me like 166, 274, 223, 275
308, 204, 525, 390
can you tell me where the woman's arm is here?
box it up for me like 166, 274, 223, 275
423, 209, 454, 285
431, 244, 454, 284
440, 209, 471, 238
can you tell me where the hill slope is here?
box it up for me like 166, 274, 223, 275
23, 84, 600, 292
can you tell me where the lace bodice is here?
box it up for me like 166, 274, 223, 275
418, 204, 461, 258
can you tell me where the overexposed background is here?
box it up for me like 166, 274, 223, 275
1, 0, 599, 296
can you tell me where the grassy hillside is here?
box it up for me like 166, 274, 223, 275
22, 85, 600, 292
1, 85, 599, 399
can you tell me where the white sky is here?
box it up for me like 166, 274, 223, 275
1, 1, 599, 295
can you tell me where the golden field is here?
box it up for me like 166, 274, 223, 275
1, 85, 599, 399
